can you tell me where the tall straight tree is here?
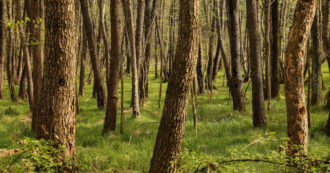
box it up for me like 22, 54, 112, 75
35, 0, 79, 165
271, 0, 280, 98
80, 0, 106, 109
103, 0, 122, 132
311, 3, 322, 105
0, 0, 5, 99
227, 0, 245, 112
149, 0, 200, 171
246, 0, 267, 128
122, 0, 140, 118
284, 0, 317, 155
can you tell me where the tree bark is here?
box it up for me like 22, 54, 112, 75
322, 0, 329, 72
149, 0, 200, 171
79, 30, 87, 96
80, 0, 106, 109
103, 0, 122, 132
246, 0, 267, 128
284, 0, 317, 156
271, 0, 280, 98
227, 0, 245, 112
0, 0, 5, 99
35, 0, 78, 165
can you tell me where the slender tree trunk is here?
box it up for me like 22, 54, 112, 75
122, 0, 140, 118
80, 0, 106, 109
284, 0, 317, 156
326, 90, 330, 135
18, 66, 27, 99
271, 0, 280, 98
311, 4, 322, 105
264, 0, 271, 110
103, 0, 122, 132
227, 0, 245, 112
79, 30, 87, 96
149, 0, 200, 171
0, 0, 5, 99
35, 0, 78, 167
322, 0, 329, 72
197, 40, 205, 94
246, 0, 267, 128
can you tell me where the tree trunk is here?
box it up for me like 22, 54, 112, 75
246, 0, 267, 128
284, 0, 317, 156
196, 40, 205, 94
79, 30, 87, 96
271, 0, 280, 98
322, 0, 329, 72
35, 0, 78, 166
122, 0, 140, 118
18, 67, 27, 99
149, 0, 200, 171
326, 90, 330, 135
103, 0, 122, 132
311, 4, 322, 105
0, 0, 5, 99
264, 0, 271, 110
80, 0, 106, 109
227, 0, 245, 112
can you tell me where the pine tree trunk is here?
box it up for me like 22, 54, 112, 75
284, 0, 317, 156
35, 0, 79, 165
103, 0, 122, 132
149, 0, 200, 171
227, 0, 245, 112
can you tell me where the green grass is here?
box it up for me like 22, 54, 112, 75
0, 64, 329, 172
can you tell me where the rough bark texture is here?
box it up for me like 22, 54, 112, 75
35, 0, 78, 163
80, 0, 106, 109
246, 0, 267, 128
103, 0, 122, 132
271, 0, 280, 98
311, 5, 322, 105
0, 0, 5, 99
227, 0, 245, 111
149, 0, 200, 172
122, 0, 140, 118
284, 0, 317, 155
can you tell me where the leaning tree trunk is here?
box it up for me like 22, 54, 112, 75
246, 0, 267, 128
227, 0, 245, 112
0, 0, 5, 99
80, 0, 106, 109
35, 0, 79, 168
122, 0, 140, 118
311, 4, 322, 105
284, 0, 317, 156
149, 0, 200, 172
103, 0, 122, 132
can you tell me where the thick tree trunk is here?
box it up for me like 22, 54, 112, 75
284, 0, 317, 156
103, 0, 122, 132
122, 0, 140, 118
271, 0, 280, 98
311, 4, 322, 105
0, 0, 5, 99
35, 0, 78, 165
227, 0, 245, 111
149, 0, 200, 172
80, 0, 106, 109
246, 0, 267, 128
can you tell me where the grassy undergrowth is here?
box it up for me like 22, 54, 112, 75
0, 64, 329, 172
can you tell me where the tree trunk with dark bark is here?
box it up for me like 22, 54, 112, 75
79, 30, 87, 96
149, 0, 200, 171
271, 0, 280, 98
0, 0, 5, 99
284, 0, 317, 156
246, 0, 267, 128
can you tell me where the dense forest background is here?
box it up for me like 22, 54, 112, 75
0, 0, 329, 172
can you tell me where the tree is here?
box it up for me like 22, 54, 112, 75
149, 0, 200, 171
79, 30, 87, 96
80, 0, 106, 109
271, 0, 280, 98
35, 0, 79, 164
311, 3, 322, 105
103, 0, 122, 132
122, 0, 140, 118
227, 0, 245, 112
284, 0, 317, 155
246, 0, 267, 128
0, 0, 5, 99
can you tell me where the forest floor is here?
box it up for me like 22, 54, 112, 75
0, 64, 329, 172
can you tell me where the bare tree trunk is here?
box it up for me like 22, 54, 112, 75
0, 0, 5, 99
80, 0, 106, 109
103, 0, 122, 132
246, 0, 267, 128
35, 0, 79, 167
79, 30, 87, 96
264, 0, 271, 111
122, 0, 140, 118
227, 0, 245, 112
284, 0, 317, 156
197, 40, 205, 94
322, 0, 329, 72
149, 0, 200, 171
271, 0, 280, 98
